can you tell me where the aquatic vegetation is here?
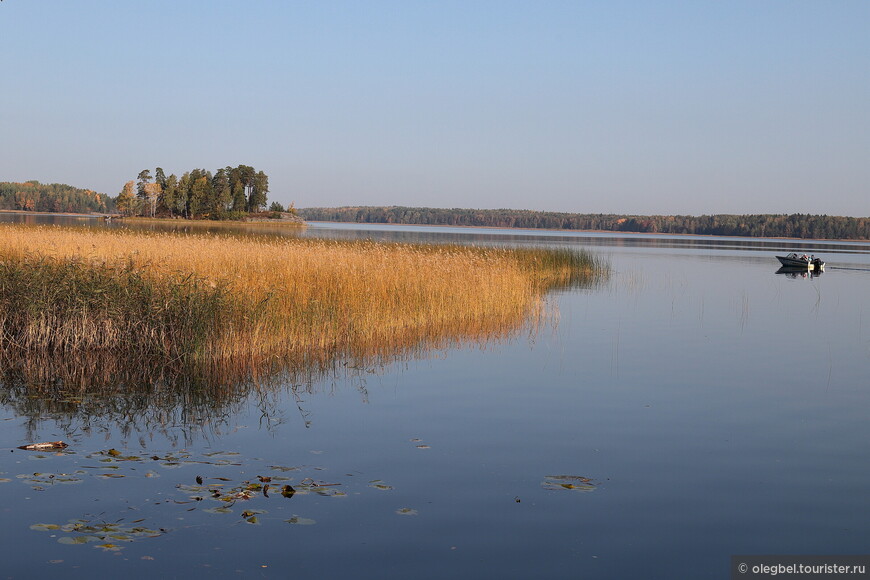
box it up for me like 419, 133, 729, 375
541, 475, 597, 492
0, 225, 607, 441
30, 519, 167, 549
20, 446, 397, 553
368, 480, 393, 490
17, 471, 85, 489
0, 224, 604, 383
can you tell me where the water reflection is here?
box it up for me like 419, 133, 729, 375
0, 319, 548, 443
775, 266, 824, 279
298, 222, 870, 257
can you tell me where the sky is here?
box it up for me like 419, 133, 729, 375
1, 1, 867, 216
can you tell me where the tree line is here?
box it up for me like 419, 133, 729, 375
299, 206, 870, 240
0, 181, 114, 214
116, 165, 280, 219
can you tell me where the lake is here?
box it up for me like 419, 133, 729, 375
2, 215, 869, 579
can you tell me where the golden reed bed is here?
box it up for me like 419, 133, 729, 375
0, 224, 603, 372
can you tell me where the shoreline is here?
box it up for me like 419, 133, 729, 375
0, 209, 306, 226
0, 209, 106, 218
1, 209, 865, 243
304, 219, 867, 244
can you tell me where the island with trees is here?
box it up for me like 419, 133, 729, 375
116, 165, 299, 222
299, 206, 870, 241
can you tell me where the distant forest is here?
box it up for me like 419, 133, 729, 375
300, 206, 870, 240
118, 165, 282, 220
0, 181, 114, 214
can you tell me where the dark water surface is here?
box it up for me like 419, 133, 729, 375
2, 215, 869, 579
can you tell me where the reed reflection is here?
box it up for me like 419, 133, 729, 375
0, 314, 550, 443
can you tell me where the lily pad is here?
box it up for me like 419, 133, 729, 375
204, 507, 233, 514
95, 543, 122, 551
269, 465, 302, 472
17, 472, 85, 487
40, 518, 167, 549
541, 475, 596, 492
58, 535, 98, 545
285, 516, 316, 525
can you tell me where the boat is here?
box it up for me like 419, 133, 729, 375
776, 253, 824, 270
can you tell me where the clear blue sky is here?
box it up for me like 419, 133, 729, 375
1, 1, 867, 216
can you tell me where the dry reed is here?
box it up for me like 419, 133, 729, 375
0, 224, 604, 368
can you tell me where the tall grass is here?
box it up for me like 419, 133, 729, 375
0, 225, 605, 370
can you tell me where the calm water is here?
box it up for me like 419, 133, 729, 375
2, 215, 869, 579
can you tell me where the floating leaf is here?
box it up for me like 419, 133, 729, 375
368, 480, 393, 491
175, 484, 207, 493
30, 523, 62, 531
18, 472, 84, 486
311, 487, 345, 497
50, 517, 166, 548
58, 536, 95, 545
240, 509, 266, 518
204, 507, 233, 515
285, 516, 316, 526
396, 508, 418, 516
95, 543, 122, 551
541, 475, 596, 492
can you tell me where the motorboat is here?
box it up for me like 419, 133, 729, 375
776, 253, 824, 270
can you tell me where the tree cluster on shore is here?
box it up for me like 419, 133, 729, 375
300, 206, 870, 240
0, 181, 114, 214
116, 165, 284, 220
